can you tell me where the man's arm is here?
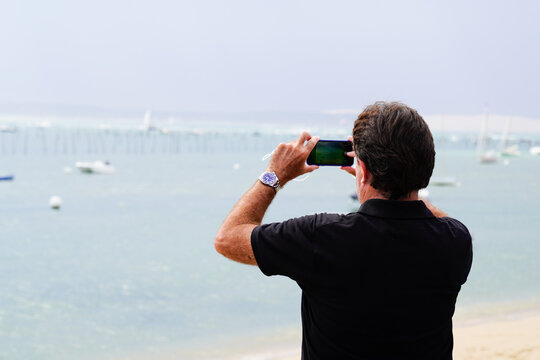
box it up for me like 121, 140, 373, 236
214, 132, 319, 265
214, 182, 275, 265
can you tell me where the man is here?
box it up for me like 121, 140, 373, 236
215, 102, 473, 359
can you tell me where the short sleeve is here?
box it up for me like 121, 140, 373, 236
443, 217, 473, 285
459, 228, 473, 285
462, 238, 473, 284
251, 215, 317, 283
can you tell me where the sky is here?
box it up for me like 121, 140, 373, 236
1, 0, 539, 117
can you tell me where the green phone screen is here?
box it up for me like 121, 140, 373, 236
307, 140, 353, 166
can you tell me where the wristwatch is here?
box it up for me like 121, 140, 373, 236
258, 171, 281, 192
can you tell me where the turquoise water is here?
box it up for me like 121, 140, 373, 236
1, 127, 540, 359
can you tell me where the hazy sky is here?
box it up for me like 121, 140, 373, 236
1, 0, 539, 116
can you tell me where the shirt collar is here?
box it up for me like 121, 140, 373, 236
358, 199, 435, 219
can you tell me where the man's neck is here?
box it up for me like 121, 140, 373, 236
358, 185, 419, 203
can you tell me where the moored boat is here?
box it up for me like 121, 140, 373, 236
75, 161, 115, 174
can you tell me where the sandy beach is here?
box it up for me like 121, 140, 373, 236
453, 313, 540, 360
222, 313, 540, 360
240, 313, 540, 360
119, 311, 540, 360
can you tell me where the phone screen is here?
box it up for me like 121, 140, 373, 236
307, 140, 353, 166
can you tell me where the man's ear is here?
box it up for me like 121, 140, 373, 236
357, 160, 371, 184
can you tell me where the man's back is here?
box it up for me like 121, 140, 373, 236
252, 199, 473, 359
216, 103, 473, 359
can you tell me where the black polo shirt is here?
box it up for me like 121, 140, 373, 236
251, 199, 472, 360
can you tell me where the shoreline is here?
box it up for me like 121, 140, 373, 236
112, 306, 540, 360
214, 312, 540, 360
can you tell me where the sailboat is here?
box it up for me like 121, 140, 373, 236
430, 115, 459, 186
141, 111, 171, 134
477, 110, 498, 164
500, 118, 520, 157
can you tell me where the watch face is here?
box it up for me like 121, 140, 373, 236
262, 172, 277, 185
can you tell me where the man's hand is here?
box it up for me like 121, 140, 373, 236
215, 131, 319, 265
340, 135, 356, 177
268, 131, 320, 186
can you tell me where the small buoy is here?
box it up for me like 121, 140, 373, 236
49, 196, 62, 210
233, 163, 240, 170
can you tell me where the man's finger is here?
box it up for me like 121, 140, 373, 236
340, 166, 356, 177
305, 165, 319, 173
346, 151, 355, 158
297, 131, 312, 145
305, 136, 320, 152
347, 135, 353, 142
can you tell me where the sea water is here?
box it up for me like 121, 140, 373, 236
1, 124, 540, 359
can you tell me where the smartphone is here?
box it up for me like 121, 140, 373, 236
307, 140, 353, 166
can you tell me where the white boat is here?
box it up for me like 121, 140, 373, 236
530, 146, 540, 156
479, 149, 498, 163
501, 144, 521, 157
499, 118, 520, 157
141, 111, 171, 134
75, 161, 115, 174
434, 115, 459, 185
477, 110, 498, 164
0, 125, 17, 133
35, 121, 51, 129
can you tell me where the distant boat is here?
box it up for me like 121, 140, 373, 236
0, 125, 17, 133
501, 144, 520, 157
477, 110, 498, 164
430, 177, 460, 187
479, 150, 498, 163
35, 121, 51, 129
0, 175, 14, 181
142, 111, 171, 134
75, 161, 115, 174
499, 118, 520, 157
530, 146, 540, 156
434, 115, 459, 185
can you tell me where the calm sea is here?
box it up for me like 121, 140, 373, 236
1, 123, 540, 359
